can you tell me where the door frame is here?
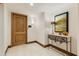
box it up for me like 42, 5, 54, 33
11, 12, 28, 46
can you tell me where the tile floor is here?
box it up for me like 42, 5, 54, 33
6, 43, 63, 56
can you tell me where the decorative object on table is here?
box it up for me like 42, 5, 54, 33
54, 12, 69, 34
63, 32, 68, 36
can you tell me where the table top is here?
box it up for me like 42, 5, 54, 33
48, 34, 70, 38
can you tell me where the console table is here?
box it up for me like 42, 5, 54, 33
48, 34, 71, 52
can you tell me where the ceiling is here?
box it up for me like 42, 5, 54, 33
5, 3, 75, 14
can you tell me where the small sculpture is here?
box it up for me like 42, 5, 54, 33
63, 32, 68, 36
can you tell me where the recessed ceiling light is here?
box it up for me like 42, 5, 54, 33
30, 3, 34, 6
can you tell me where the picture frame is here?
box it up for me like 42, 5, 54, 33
54, 12, 69, 33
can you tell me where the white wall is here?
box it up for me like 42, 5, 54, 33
37, 3, 79, 55
4, 3, 79, 55
4, 3, 39, 48
77, 4, 79, 56
35, 12, 48, 45
0, 4, 5, 56
4, 4, 12, 52
28, 15, 39, 42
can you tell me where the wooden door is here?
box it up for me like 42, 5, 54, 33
11, 13, 27, 46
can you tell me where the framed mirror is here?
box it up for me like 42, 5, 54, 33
54, 12, 69, 33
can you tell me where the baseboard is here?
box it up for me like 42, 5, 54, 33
48, 44, 77, 56
27, 41, 77, 56
26, 41, 36, 44
8, 45, 13, 48
26, 41, 46, 47
5, 46, 8, 56
35, 41, 46, 47
5, 41, 77, 56
27, 41, 49, 48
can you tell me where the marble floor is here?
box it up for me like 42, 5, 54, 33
6, 43, 63, 56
